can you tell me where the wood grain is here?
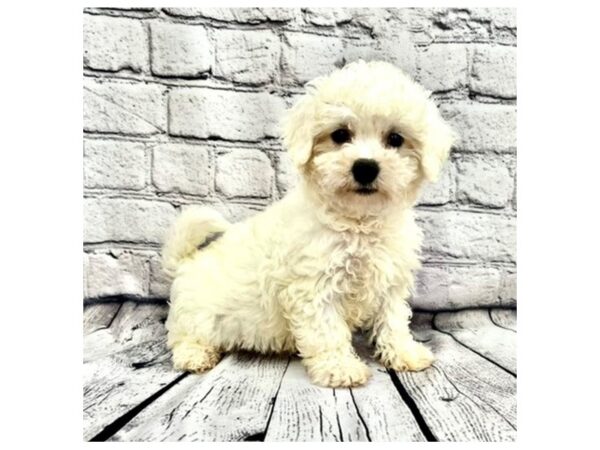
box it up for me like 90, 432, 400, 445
83, 304, 517, 442
434, 309, 516, 374
109, 352, 290, 441
84, 302, 168, 362
83, 336, 181, 440
83, 302, 121, 335
350, 335, 428, 442
397, 316, 516, 442
489, 309, 517, 332
83, 301, 180, 440
265, 336, 426, 442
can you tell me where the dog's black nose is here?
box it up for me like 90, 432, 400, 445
352, 159, 380, 185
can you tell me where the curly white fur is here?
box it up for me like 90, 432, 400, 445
163, 61, 455, 387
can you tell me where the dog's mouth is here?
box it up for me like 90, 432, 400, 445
354, 187, 378, 195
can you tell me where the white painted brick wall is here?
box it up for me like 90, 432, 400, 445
152, 143, 213, 196
83, 15, 149, 73
169, 88, 286, 140
83, 7, 517, 310
216, 149, 274, 198
150, 22, 212, 77
214, 29, 281, 84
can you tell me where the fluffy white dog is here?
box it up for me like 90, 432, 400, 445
162, 60, 455, 387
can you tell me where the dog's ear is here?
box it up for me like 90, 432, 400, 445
420, 104, 456, 182
282, 96, 316, 167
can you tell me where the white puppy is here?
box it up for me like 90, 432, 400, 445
162, 60, 455, 387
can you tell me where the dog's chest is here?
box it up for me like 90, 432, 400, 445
328, 233, 396, 326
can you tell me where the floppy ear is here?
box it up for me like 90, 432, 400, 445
420, 104, 456, 182
282, 95, 316, 167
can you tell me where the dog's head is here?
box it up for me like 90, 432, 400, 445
282, 60, 455, 217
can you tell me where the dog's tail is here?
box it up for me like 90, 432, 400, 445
162, 206, 230, 277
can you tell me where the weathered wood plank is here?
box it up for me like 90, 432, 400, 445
264, 358, 366, 441
83, 305, 517, 442
434, 309, 516, 374
397, 314, 516, 442
109, 352, 290, 441
83, 302, 121, 335
265, 337, 426, 442
83, 336, 181, 441
83, 301, 180, 441
350, 335, 427, 441
489, 309, 517, 332
84, 302, 168, 362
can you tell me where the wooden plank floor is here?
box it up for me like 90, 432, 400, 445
83, 301, 517, 442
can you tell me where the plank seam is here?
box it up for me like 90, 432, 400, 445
349, 388, 372, 441
432, 314, 516, 377
413, 306, 517, 314
387, 369, 437, 442
318, 406, 324, 441
89, 373, 189, 441
488, 309, 517, 333
106, 302, 123, 329
432, 364, 516, 431
245, 356, 291, 441
332, 389, 344, 442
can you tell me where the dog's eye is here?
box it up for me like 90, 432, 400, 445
331, 128, 351, 145
387, 132, 404, 148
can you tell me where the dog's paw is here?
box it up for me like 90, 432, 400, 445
379, 341, 434, 372
304, 352, 371, 388
172, 342, 221, 374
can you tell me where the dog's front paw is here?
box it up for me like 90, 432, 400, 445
171, 341, 221, 374
378, 341, 434, 372
304, 352, 371, 388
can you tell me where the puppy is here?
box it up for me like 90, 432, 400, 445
162, 60, 455, 387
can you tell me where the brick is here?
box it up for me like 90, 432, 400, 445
164, 7, 295, 22
161, 8, 204, 18
259, 8, 299, 22
282, 32, 344, 84
83, 15, 149, 72
85, 251, 149, 298
304, 8, 352, 26
214, 29, 280, 84
84, 8, 157, 18
417, 162, 454, 206
440, 104, 516, 152
149, 253, 171, 298
429, 8, 492, 43
417, 210, 516, 263
84, 198, 177, 244
343, 31, 418, 79
83, 253, 89, 298
169, 88, 286, 141
456, 155, 514, 207
389, 9, 437, 46
417, 44, 468, 92
499, 269, 516, 305
470, 8, 516, 29
348, 8, 393, 37
150, 22, 211, 77
274, 152, 299, 197
216, 150, 274, 198
84, 139, 147, 190
83, 79, 167, 135
152, 144, 212, 196
412, 265, 502, 310
470, 45, 517, 98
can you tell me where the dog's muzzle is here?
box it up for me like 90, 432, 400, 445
352, 159, 380, 185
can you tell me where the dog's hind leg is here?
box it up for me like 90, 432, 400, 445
170, 339, 222, 374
